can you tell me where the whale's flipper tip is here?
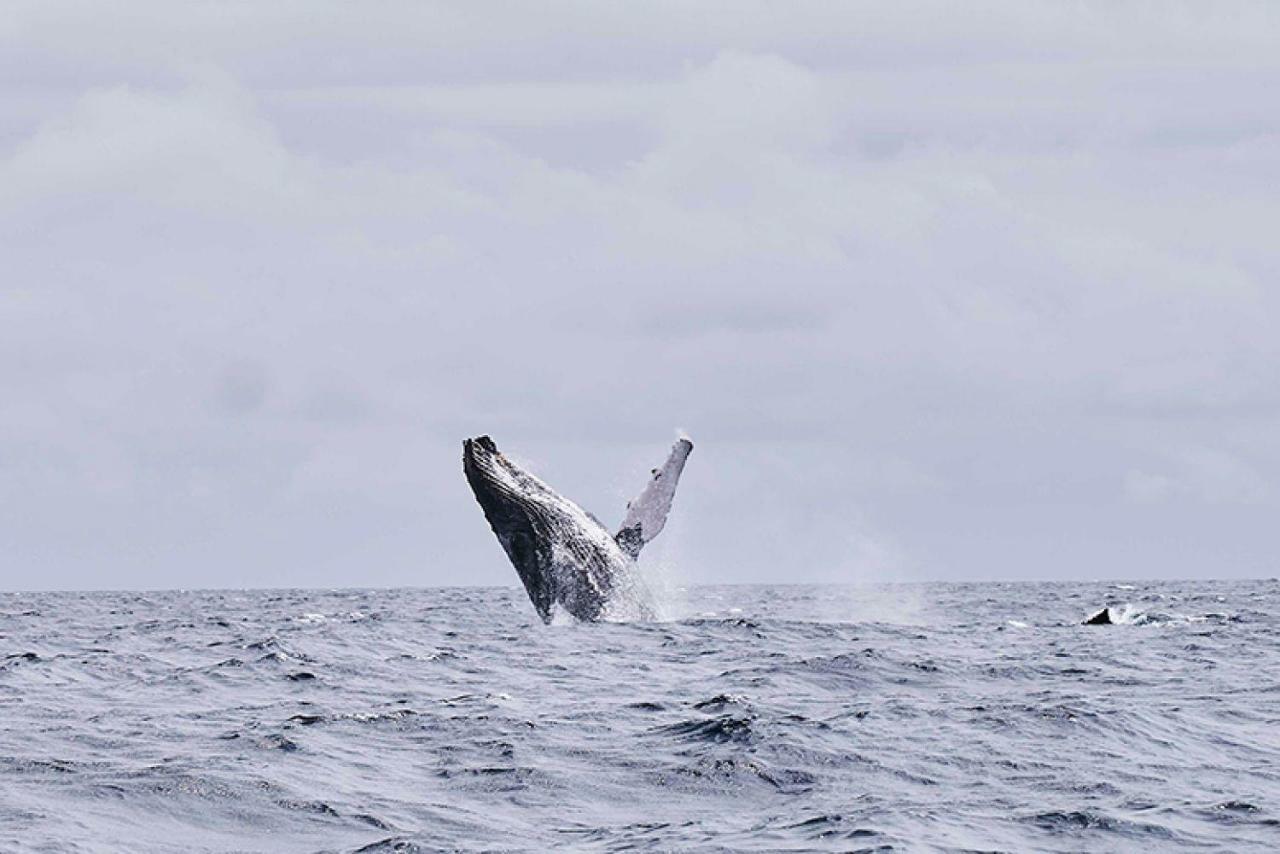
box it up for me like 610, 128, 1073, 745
1083, 607, 1114, 625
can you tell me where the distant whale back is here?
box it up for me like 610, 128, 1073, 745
1083, 607, 1114, 625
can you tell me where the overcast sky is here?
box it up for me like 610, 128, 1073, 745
3, 2, 1279, 591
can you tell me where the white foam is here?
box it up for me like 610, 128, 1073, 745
1111, 603, 1143, 624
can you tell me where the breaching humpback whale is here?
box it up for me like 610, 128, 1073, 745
463, 435, 693, 623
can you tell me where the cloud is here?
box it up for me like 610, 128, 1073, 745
1125, 447, 1269, 506
2, 6, 1280, 588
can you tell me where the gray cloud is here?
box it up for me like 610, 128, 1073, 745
2, 4, 1279, 590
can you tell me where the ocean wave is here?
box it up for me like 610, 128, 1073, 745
1, 580, 1277, 852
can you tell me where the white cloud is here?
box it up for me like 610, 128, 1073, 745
2, 5, 1279, 588
1125, 446, 1269, 505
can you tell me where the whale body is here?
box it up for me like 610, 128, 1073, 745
463, 435, 692, 623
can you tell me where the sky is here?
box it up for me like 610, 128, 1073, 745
2, 2, 1279, 591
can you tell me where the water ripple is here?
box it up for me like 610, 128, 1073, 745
0, 580, 1277, 852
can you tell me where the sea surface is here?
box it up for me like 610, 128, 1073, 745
1, 581, 1277, 853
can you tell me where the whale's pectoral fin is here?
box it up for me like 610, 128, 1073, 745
615, 437, 693, 559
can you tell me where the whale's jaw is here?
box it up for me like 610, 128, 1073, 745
463, 435, 643, 623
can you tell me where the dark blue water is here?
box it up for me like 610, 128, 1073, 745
2, 581, 1277, 852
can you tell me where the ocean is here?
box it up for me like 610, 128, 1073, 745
1, 580, 1277, 852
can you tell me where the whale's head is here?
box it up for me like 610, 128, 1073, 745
462, 435, 540, 538
463, 435, 560, 619
463, 436, 552, 510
